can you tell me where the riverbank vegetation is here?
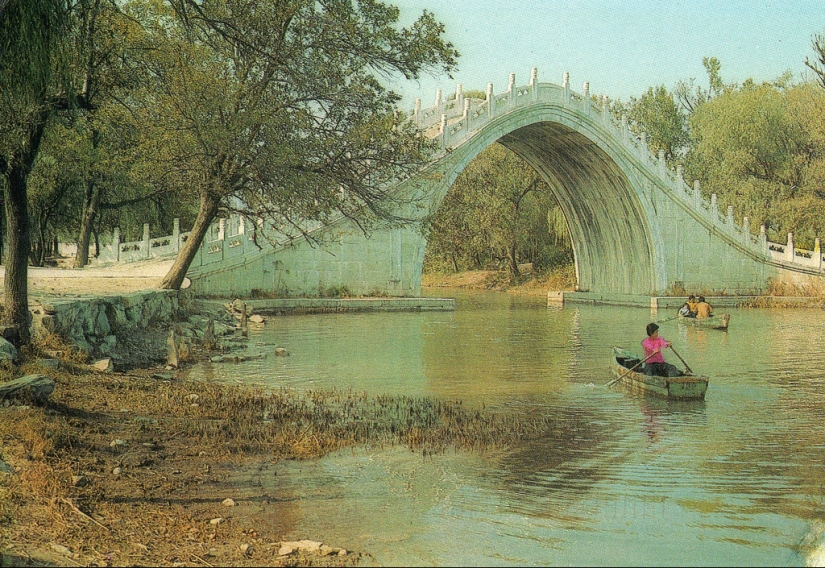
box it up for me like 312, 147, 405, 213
0, 331, 567, 566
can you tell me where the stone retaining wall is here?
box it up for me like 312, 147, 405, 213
32, 290, 190, 357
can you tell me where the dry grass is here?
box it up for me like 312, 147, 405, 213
422, 264, 576, 297
0, 347, 561, 567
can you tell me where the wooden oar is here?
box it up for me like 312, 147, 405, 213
606, 351, 659, 388
657, 314, 681, 324
668, 345, 693, 374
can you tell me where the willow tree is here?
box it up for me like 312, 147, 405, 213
684, 80, 825, 247
0, 0, 71, 342
122, 0, 459, 290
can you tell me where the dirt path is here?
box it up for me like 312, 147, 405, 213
0, 259, 176, 300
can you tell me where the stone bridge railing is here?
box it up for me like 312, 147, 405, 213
407, 68, 825, 276
74, 68, 824, 277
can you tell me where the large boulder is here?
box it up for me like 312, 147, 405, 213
0, 337, 19, 363
0, 374, 55, 404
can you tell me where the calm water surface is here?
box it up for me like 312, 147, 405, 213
185, 290, 825, 566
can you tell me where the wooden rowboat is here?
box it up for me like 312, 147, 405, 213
610, 346, 709, 400
678, 313, 730, 330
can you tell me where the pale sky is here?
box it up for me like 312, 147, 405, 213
387, 0, 825, 111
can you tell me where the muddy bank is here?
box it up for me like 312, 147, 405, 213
0, 295, 557, 566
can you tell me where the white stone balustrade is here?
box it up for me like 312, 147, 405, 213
402, 68, 824, 275
72, 67, 823, 278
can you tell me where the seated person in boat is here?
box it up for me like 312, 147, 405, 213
642, 323, 684, 377
678, 301, 695, 318
686, 295, 698, 315
695, 296, 713, 318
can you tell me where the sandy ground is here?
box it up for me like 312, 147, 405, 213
0, 259, 177, 300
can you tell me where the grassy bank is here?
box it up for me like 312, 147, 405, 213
422, 264, 576, 296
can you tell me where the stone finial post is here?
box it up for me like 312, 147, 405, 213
787, 232, 795, 262
435, 88, 442, 115
463, 98, 470, 131
530, 67, 538, 101
693, 180, 702, 210
710, 194, 718, 220
760, 224, 768, 250
414, 98, 421, 124
727, 205, 734, 225
439, 113, 447, 148
238, 216, 246, 236
113, 227, 121, 262
172, 218, 180, 252
639, 132, 648, 159
621, 114, 628, 143
582, 81, 590, 112
602, 95, 610, 126
142, 223, 150, 258
562, 71, 570, 104
455, 83, 463, 107
743, 216, 750, 239
508, 73, 515, 104
815, 238, 822, 269
657, 149, 666, 176
676, 165, 684, 193
486, 83, 494, 117
218, 218, 226, 241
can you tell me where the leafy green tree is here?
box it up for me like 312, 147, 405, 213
115, 0, 458, 290
0, 0, 73, 342
674, 56, 730, 114
684, 80, 825, 247
424, 144, 570, 279
614, 85, 689, 163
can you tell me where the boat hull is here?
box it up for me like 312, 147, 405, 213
612, 347, 708, 400
678, 313, 730, 330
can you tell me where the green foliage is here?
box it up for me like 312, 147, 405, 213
423, 144, 572, 277
684, 80, 825, 248
111, 0, 460, 288
318, 285, 352, 298
674, 56, 731, 114
613, 85, 689, 163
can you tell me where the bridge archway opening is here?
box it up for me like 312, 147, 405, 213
422, 142, 575, 286
427, 118, 657, 295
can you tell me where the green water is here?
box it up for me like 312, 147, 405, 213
185, 290, 825, 566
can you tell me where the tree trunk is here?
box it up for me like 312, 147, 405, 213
74, 179, 100, 267
159, 191, 220, 290
507, 243, 520, 279
4, 163, 32, 344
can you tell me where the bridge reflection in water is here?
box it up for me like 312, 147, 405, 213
184, 290, 825, 566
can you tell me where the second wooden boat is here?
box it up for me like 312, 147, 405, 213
678, 313, 730, 330
610, 346, 709, 400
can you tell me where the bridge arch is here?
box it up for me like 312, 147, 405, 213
183, 71, 825, 299
424, 104, 659, 295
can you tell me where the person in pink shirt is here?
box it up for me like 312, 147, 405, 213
642, 322, 683, 377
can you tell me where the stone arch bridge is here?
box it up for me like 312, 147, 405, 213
168, 69, 824, 298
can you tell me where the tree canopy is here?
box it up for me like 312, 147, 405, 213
111, 0, 460, 289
